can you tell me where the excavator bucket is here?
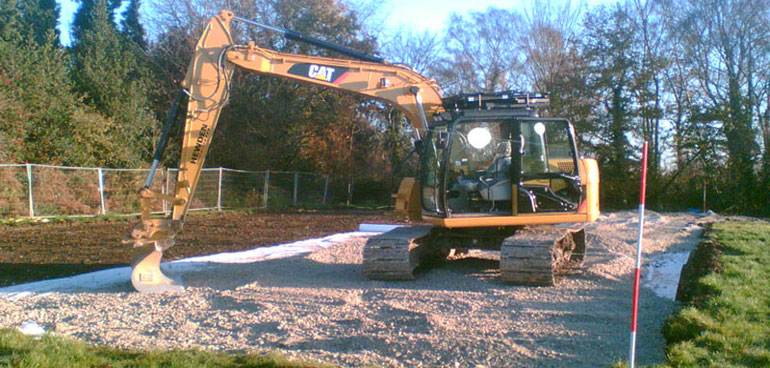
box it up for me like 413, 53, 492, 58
131, 242, 183, 293
125, 202, 184, 293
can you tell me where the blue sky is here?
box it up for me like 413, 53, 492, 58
381, 0, 518, 32
56, 0, 615, 45
56, 0, 77, 45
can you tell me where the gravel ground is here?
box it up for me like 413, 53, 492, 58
0, 211, 714, 367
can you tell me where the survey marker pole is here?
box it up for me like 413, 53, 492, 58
629, 141, 649, 368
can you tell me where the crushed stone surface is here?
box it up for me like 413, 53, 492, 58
0, 211, 717, 367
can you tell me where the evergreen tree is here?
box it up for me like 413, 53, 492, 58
120, 0, 146, 49
0, 0, 22, 43
72, 0, 157, 165
0, 21, 133, 165
72, 0, 121, 44
20, 0, 59, 45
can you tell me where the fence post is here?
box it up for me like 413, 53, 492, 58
347, 178, 353, 206
162, 168, 169, 214
97, 168, 106, 215
263, 170, 270, 208
323, 175, 329, 205
293, 172, 299, 206
25, 163, 34, 217
217, 167, 223, 211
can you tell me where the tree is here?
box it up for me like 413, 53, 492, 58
20, 0, 59, 45
0, 22, 134, 165
440, 7, 525, 94
520, 0, 583, 91
0, 0, 23, 43
669, 0, 770, 213
582, 5, 638, 208
382, 27, 443, 76
120, 0, 147, 49
72, 0, 121, 44
627, 0, 666, 182
72, 0, 158, 165
0, 89, 25, 163
519, 1, 594, 147
661, 34, 698, 172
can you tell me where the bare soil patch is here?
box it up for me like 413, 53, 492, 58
0, 210, 715, 367
0, 209, 395, 287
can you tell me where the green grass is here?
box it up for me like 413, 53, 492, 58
0, 328, 324, 368
660, 220, 770, 368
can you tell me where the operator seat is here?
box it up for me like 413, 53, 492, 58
479, 141, 512, 201
477, 140, 537, 213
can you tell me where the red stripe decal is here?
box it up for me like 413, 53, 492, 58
333, 70, 351, 84
630, 268, 641, 332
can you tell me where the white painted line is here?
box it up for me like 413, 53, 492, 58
643, 251, 691, 300
358, 224, 403, 233
0, 231, 373, 295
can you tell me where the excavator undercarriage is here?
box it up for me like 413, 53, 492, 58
363, 225, 586, 285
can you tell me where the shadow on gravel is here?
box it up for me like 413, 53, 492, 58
179, 253, 508, 292
0, 263, 125, 288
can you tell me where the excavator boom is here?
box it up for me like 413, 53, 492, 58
126, 10, 443, 292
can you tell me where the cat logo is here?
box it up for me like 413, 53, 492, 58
308, 64, 335, 82
287, 63, 350, 84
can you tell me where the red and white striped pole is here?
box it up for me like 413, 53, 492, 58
629, 141, 649, 368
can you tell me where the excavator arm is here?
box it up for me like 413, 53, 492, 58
126, 10, 442, 292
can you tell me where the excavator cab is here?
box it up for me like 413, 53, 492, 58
358, 91, 598, 285
419, 92, 585, 222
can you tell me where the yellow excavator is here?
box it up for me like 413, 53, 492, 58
126, 10, 600, 293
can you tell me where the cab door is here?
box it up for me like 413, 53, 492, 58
515, 118, 582, 213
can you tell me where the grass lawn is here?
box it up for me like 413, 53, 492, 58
661, 220, 770, 367
0, 328, 323, 368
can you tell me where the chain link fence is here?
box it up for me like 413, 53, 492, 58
0, 164, 357, 218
